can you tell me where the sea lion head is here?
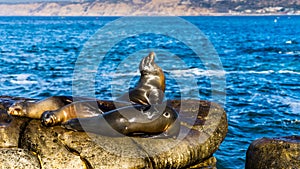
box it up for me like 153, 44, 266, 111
8, 101, 29, 116
139, 51, 165, 92
41, 111, 57, 127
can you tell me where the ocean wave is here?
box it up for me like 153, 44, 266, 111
0, 74, 42, 85
278, 70, 300, 75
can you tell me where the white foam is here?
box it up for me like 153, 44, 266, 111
271, 95, 300, 115
286, 40, 292, 44
278, 70, 300, 75
168, 68, 225, 77
0, 74, 41, 85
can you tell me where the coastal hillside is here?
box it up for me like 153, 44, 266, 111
0, 0, 299, 16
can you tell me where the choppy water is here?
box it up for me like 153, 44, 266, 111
0, 16, 299, 168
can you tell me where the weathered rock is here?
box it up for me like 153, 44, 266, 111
246, 136, 300, 169
60, 132, 150, 169
1, 97, 227, 169
0, 148, 40, 169
20, 120, 85, 169
0, 117, 30, 148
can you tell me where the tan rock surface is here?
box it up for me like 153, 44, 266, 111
0, 148, 40, 169
246, 136, 300, 169
20, 120, 85, 169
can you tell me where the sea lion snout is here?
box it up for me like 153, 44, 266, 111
41, 111, 56, 127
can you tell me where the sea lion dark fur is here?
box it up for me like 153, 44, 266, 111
63, 104, 180, 138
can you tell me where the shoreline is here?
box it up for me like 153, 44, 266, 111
0, 1, 299, 18
0, 14, 299, 17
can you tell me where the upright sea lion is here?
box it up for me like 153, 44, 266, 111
62, 104, 180, 138
8, 96, 94, 119
117, 51, 165, 105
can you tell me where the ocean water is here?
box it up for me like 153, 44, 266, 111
0, 16, 299, 168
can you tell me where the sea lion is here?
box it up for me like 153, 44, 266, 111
8, 96, 94, 119
40, 52, 166, 126
117, 51, 165, 105
41, 100, 130, 127
62, 104, 180, 138
8, 52, 165, 121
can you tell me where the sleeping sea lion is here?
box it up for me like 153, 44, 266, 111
8, 96, 94, 119
62, 104, 180, 138
41, 100, 130, 127
117, 51, 165, 105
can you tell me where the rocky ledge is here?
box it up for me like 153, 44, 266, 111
246, 136, 300, 169
0, 96, 227, 169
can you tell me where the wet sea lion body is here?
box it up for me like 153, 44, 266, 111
117, 51, 165, 105
63, 104, 180, 138
8, 96, 94, 119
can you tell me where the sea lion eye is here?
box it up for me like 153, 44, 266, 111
163, 112, 170, 118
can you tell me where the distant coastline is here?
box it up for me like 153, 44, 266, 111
0, 1, 299, 16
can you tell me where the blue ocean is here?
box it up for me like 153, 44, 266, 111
0, 16, 299, 169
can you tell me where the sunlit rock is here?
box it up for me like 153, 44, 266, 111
0, 148, 40, 169
1, 97, 227, 168
246, 136, 300, 169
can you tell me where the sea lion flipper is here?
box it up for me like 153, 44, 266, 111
62, 118, 83, 131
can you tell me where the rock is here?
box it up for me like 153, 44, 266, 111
20, 120, 86, 169
130, 100, 227, 168
246, 136, 300, 169
1, 97, 227, 168
60, 132, 150, 169
0, 148, 40, 169
0, 117, 30, 148
58, 100, 227, 168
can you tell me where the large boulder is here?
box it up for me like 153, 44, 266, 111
1, 97, 227, 168
246, 136, 300, 169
